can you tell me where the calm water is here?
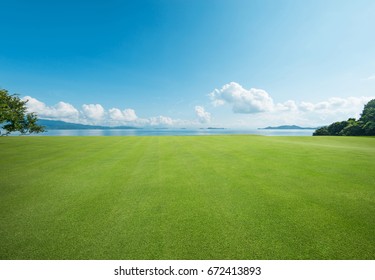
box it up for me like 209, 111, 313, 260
28, 129, 315, 136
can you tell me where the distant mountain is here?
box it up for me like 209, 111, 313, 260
37, 119, 137, 130
259, 125, 317, 130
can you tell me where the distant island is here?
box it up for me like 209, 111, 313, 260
37, 119, 138, 130
259, 125, 317, 130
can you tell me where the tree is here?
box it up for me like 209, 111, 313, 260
327, 121, 348, 135
313, 99, 375, 136
0, 89, 45, 136
340, 123, 364, 136
313, 126, 329, 136
359, 99, 375, 136
338, 118, 363, 136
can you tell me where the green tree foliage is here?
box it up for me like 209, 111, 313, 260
313, 99, 375, 136
327, 121, 349, 135
359, 99, 375, 136
0, 89, 45, 136
340, 124, 364, 136
312, 126, 329, 136
339, 118, 364, 136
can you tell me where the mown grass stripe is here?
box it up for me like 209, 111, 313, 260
0, 135, 374, 259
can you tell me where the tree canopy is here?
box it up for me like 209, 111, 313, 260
313, 99, 375, 136
0, 89, 45, 136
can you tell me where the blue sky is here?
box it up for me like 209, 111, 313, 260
1, 0, 375, 128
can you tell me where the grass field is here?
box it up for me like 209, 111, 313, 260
0, 135, 374, 259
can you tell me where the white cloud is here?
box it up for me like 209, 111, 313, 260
23, 96, 80, 123
209, 82, 374, 127
22, 96, 196, 127
23, 89, 374, 129
109, 108, 137, 122
276, 96, 372, 126
297, 97, 371, 116
276, 100, 298, 111
299, 101, 315, 112
195, 106, 211, 123
148, 116, 175, 126
209, 82, 274, 113
82, 104, 105, 121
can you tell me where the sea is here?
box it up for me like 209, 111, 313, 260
25, 128, 315, 136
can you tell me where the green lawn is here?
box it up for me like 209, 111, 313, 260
0, 135, 374, 259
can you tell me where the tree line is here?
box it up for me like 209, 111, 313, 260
313, 99, 375, 136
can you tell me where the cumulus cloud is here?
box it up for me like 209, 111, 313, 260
276, 100, 298, 111
82, 104, 105, 121
209, 82, 374, 127
148, 116, 175, 126
209, 82, 274, 113
109, 108, 137, 122
290, 97, 373, 126
299, 101, 315, 112
23, 96, 80, 123
22, 96, 195, 127
298, 97, 371, 116
210, 82, 373, 121
195, 106, 211, 123
23, 88, 373, 129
